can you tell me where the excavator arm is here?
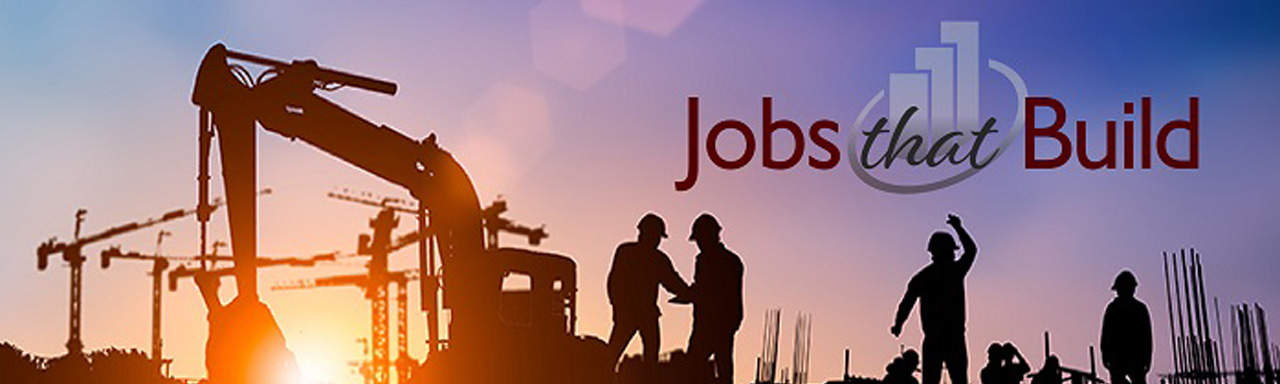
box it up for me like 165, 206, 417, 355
191, 44, 486, 300
191, 46, 504, 381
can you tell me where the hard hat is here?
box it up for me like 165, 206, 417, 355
1112, 270, 1138, 290
987, 343, 1004, 357
1045, 355, 1060, 368
928, 231, 959, 252
637, 213, 668, 238
689, 213, 722, 240
902, 349, 919, 364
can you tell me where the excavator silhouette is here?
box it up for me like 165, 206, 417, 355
191, 44, 610, 384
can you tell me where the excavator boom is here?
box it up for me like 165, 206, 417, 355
192, 43, 485, 299
190, 44, 597, 384
191, 44, 496, 384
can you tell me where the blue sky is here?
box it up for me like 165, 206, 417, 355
2, 1, 1278, 383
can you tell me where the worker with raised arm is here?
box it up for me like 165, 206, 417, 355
892, 213, 978, 384
606, 213, 690, 371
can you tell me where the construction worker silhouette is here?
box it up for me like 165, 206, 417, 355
672, 213, 744, 384
1101, 270, 1153, 384
982, 343, 1031, 384
892, 213, 977, 384
607, 213, 690, 369
1031, 355, 1063, 384
195, 271, 298, 384
885, 349, 922, 384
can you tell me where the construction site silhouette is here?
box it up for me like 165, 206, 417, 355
5, 45, 1278, 384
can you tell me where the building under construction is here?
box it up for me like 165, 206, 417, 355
753, 308, 812, 384
1162, 249, 1277, 384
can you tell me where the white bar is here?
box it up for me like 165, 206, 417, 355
889, 72, 930, 159
916, 46, 955, 142
942, 21, 979, 133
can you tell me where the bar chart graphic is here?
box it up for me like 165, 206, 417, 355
889, 21, 979, 148
848, 21, 1028, 194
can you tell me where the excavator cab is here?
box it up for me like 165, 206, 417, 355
494, 248, 577, 335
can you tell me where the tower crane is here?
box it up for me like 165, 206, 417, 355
307, 190, 552, 384
34, 191, 266, 356
269, 207, 415, 384
478, 199, 549, 249
275, 268, 421, 384
97, 230, 175, 370
164, 251, 340, 292
327, 188, 419, 215
327, 188, 550, 249
98, 240, 337, 368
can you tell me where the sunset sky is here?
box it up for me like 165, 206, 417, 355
2, 1, 1279, 384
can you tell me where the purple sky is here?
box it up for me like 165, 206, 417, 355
1, 1, 1278, 383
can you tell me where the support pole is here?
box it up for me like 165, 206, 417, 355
197, 108, 212, 271
419, 206, 438, 354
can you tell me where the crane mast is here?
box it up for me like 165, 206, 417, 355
101, 242, 341, 368
271, 207, 416, 384
35, 193, 253, 356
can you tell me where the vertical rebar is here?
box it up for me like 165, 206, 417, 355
1091, 345, 1097, 378
1243, 306, 1257, 383
1198, 250, 1208, 378
1257, 305, 1273, 384
1166, 253, 1183, 381
1045, 331, 1051, 362
1234, 306, 1241, 375
1182, 249, 1199, 379
1173, 253, 1189, 381
844, 348, 850, 381
1191, 250, 1207, 381
1217, 298, 1226, 384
